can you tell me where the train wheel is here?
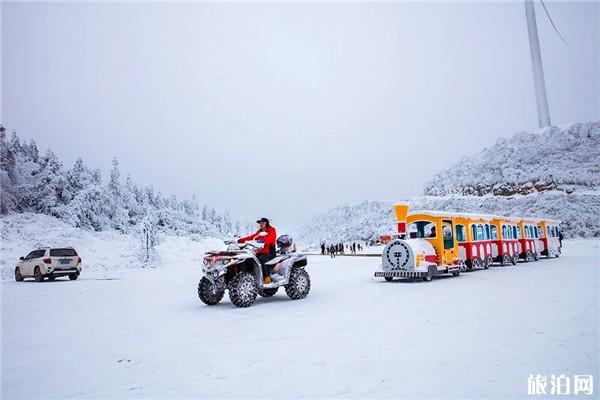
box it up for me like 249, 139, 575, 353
483, 256, 491, 269
511, 255, 517, 265
472, 258, 481, 270
423, 266, 435, 282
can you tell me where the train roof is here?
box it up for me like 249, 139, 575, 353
408, 210, 560, 224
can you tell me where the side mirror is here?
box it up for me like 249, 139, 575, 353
19, 256, 24, 260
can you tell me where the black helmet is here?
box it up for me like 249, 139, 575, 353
277, 235, 292, 248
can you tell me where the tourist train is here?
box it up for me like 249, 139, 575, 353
374, 204, 561, 282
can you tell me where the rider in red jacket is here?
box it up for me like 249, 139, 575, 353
239, 218, 277, 282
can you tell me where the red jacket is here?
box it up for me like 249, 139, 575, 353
239, 225, 277, 256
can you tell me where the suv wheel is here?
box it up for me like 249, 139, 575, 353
34, 266, 44, 282
15, 267, 24, 282
68, 273, 79, 281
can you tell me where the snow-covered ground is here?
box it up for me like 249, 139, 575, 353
2, 238, 598, 399
0, 213, 225, 280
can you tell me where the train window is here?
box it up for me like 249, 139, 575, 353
477, 225, 484, 241
490, 225, 498, 240
547, 226, 552, 237
456, 225, 466, 242
514, 226, 521, 239
537, 225, 543, 238
407, 221, 436, 239
485, 224, 491, 240
501, 226, 507, 239
472, 225, 478, 241
442, 220, 454, 249
525, 226, 531, 239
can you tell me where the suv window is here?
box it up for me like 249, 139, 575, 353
26, 250, 46, 260
50, 248, 78, 257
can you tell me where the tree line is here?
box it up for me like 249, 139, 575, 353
0, 126, 249, 238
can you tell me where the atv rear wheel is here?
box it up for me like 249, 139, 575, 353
198, 276, 225, 305
228, 272, 258, 308
258, 287, 279, 297
285, 268, 311, 300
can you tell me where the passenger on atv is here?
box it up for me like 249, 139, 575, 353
238, 217, 277, 284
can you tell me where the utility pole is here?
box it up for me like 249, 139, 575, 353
525, 0, 551, 128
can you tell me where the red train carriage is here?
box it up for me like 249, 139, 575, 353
490, 217, 519, 266
454, 214, 495, 270
517, 219, 543, 262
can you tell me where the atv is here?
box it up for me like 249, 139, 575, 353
198, 235, 310, 308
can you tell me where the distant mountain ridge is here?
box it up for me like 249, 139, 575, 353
297, 121, 600, 244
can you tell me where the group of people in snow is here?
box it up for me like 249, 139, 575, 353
320, 241, 364, 258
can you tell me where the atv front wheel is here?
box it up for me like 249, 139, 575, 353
228, 272, 258, 308
285, 268, 311, 300
258, 287, 279, 297
384, 276, 394, 282
198, 276, 225, 305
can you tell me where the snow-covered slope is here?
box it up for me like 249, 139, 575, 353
297, 122, 600, 245
425, 121, 600, 196
0, 213, 224, 280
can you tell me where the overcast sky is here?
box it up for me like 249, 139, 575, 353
2, 1, 598, 229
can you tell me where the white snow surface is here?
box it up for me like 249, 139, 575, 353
2, 235, 598, 398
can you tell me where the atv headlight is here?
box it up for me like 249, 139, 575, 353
221, 259, 229, 265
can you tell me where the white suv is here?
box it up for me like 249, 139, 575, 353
15, 247, 82, 282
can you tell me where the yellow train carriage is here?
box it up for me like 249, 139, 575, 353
453, 214, 495, 270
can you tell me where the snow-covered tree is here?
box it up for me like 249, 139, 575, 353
139, 208, 159, 265
0, 128, 237, 238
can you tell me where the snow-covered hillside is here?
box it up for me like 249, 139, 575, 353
0, 213, 224, 280
298, 122, 600, 245
425, 121, 600, 196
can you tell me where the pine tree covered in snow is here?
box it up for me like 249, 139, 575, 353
0, 127, 238, 238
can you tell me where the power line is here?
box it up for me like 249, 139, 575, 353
540, 0, 570, 48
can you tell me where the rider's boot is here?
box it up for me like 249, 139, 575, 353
263, 276, 271, 285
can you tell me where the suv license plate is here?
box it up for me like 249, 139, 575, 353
60, 259, 71, 264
